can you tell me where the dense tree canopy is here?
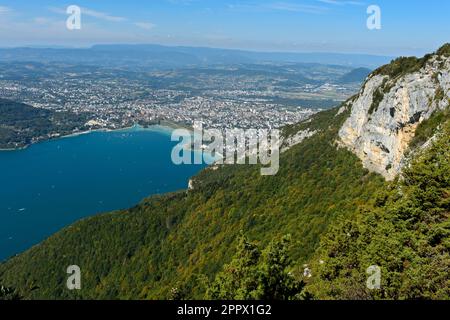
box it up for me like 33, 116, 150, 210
0, 98, 89, 149
207, 233, 305, 300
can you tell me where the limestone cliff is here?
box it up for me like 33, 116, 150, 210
338, 45, 450, 180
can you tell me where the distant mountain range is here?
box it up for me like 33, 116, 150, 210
338, 67, 372, 83
0, 44, 393, 69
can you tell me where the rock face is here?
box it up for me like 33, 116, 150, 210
338, 52, 450, 180
281, 129, 317, 153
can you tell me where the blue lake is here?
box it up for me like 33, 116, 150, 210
0, 125, 207, 261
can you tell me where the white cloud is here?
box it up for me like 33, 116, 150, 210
266, 2, 328, 14
134, 22, 156, 30
228, 2, 328, 14
0, 6, 12, 14
49, 6, 127, 22
316, 0, 364, 5
228, 1, 363, 13
82, 8, 127, 22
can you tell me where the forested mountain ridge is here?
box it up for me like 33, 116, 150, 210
337, 67, 372, 84
0, 45, 449, 300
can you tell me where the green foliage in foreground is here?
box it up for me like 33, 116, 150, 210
0, 107, 386, 299
206, 234, 305, 300
310, 120, 450, 299
0, 284, 21, 300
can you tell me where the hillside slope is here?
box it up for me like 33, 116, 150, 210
0, 99, 89, 149
0, 107, 385, 299
338, 67, 372, 84
0, 45, 449, 300
310, 116, 450, 299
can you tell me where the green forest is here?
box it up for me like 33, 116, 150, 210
0, 99, 89, 149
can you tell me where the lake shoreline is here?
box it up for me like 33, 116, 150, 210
0, 122, 187, 152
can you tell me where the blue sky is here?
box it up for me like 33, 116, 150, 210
0, 0, 448, 56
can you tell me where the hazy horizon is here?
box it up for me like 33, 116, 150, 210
0, 42, 399, 57
0, 0, 448, 57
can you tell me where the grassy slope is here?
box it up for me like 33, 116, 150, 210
0, 107, 386, 299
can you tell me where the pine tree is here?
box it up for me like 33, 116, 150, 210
206, 232, 260, 299
206, 233, 304, 300
255, 235, 305, 300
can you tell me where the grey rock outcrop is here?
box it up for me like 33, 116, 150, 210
338, 53, 450, 180
281, 129, 317, 153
